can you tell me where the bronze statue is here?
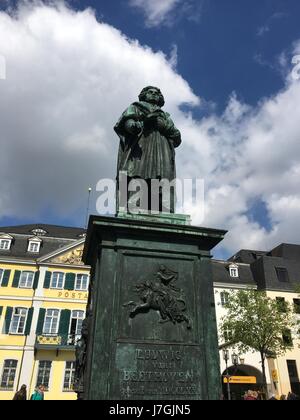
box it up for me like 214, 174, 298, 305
114, 86, 181, 213
74, 318, 89, 398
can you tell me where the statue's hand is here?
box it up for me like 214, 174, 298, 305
156, 117, 167, 133
125, 119, 143, 135
145, 114, 167, 133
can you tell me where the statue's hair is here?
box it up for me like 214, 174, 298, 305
139, 86, 165, 107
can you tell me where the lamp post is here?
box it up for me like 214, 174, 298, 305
222, 349, 231, 401
232, 353, 239, 366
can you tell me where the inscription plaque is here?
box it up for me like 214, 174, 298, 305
115, 343, 203, 400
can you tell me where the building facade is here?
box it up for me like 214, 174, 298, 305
214, 244, 300, 400
1, 222, 299, 400
0, 225, 89, 401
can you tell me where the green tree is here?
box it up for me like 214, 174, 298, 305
220, 290, 295, 395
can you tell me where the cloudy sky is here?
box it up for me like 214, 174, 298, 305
0, 0, 300, 259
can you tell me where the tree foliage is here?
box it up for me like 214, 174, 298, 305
220, 289, 295, 358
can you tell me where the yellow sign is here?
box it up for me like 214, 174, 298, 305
224, 376, 257, 384
272, 370, 279, 382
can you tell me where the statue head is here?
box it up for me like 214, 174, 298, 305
139, 86, 165, 107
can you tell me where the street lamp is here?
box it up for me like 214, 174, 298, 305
232, 353, 239, 366
222, 349, 231, 401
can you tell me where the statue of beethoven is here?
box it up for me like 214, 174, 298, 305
114, 86, 181, 213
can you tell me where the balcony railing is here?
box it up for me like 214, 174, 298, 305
35, 333, 80, 349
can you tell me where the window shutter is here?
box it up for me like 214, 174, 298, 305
44, 271, 51, 289
36, 309, 46, 335
25, 308, 34, 336
64, 273, 75, 291
12, 271, 21, 288
58, 310, 71, 336
4, 307, 13, 334
0, 307, 3, 317
33, 271, 40, 290
1, 270, 11, 287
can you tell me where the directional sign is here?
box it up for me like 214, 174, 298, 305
224, 376, 257, 384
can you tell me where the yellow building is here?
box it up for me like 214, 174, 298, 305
0, 224, 89, 400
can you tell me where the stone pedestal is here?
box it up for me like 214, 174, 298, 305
82, 215, 226, 400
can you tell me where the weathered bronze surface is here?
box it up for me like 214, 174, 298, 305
123, 265, 192, 329
114, 86, 181, 213
78, 88, 226, 400
81, 215, 226, 400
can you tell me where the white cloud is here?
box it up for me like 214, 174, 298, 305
128, 0, 203, 28
0, 2, 300, 258
183, 63, 300, 255
129, 0, 179, 27
0, 1, 198, 224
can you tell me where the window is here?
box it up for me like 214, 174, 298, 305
36, 361, 52, 391
276, 267, 289, 283
229, 265, 239, 278
50, 272, 65, 289
1, 360, 18, 390
63, 362, 76, 391
28, 241, 41, 253
69, 310, 85, 344
0, 239, 11, 251
283, 329, 293, 346
220, 291, 229, 307
0, 269, 3, 285
293, 299, 300, 315
287, 360, 300, 396
43, 309, 60, 335
9, 308, 28, 335
75, 274, 89, 291
276, 297, 287, 313
19, 271, 34, 289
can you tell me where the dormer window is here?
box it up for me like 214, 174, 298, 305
27, 237, 42, 254
0, 234, 13, 251
31, 228, 47, 236
229, 264, 239, 278
0, 239, 11, 250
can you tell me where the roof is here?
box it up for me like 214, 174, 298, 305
228, 249, 267, 264
212, 260, 257, 287
0, 224, 86, 260
269, 243, 300, 260
0, 224, 86, 239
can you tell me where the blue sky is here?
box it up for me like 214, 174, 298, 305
0, 0, 300, 258
68, 0, 299, 107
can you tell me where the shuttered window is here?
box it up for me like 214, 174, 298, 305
19, 271, 35, 289
75, 274, 89, 291
36, 361, 52, 391
43, 309, 60, 335
50, 272, 65, 289
63, 362, 76, 391
0, 360, 18, 390
10, 308, 28, 335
